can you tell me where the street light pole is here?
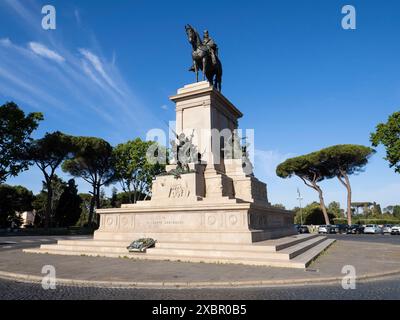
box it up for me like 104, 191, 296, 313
297, 188, 303, 225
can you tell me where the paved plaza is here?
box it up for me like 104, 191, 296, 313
1, 234, 400, 299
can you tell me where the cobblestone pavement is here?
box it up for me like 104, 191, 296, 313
1, 233, 400, 301
0, 276, 399, 300
1, 235, 400, 285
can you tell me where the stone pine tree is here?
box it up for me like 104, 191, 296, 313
27, 132, 75, 228
318, 145, 375, 225
0, 102, 43, 183
371, 111, 400, 174
276, 152, 332, 225
113, 138, 166, 204
62, 137, 116, 226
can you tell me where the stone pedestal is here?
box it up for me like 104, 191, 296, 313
25, 82, 337, 269
171, 81, 242, 170
93, 81, 295, 244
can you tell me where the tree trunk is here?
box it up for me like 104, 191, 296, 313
88, 184, 96, 226
94, 182, 101, 226
45, 179, 52, 229
127, 185, 133, 204
95, 183, 101, 209
316, 185, 330, 225
343, 172, 352, 226
133, 188, 138, 204
300, 175, 330, 225
337, 172, 353, 226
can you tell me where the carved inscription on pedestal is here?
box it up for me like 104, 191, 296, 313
169, 183, 190, 198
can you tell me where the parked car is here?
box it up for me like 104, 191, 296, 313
328, 225, 339, 234
391, 225, 400, 235
382, 224, 393, 234
329, 224, 349, 234
298, 225, 310, 234
347, 224, 364, 234
318, 225, 329, 234
364, 224, 382, 234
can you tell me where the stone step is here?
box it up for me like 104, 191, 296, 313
256, 234, 320, 251
147, 236, 327, 261
40, 244, 130, 254
146, 238, 335, 268
57, 240, 131, 247
23, 246, 325, 269
146, 247, 277, 260
290, 238, 336, 268
278, 236, 327, 259
156, 234, 319, 252
22, 235, 335, 269
156, 242, 276, 252
39, 235, 325, 259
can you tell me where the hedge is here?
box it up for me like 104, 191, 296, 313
333, 218, 400, 225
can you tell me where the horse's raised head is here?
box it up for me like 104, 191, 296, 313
185, 24, 194, 38
185, 24, 199, 46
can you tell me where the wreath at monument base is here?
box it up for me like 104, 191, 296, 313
127, 238, 156, 253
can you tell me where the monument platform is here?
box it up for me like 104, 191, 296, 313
24, 82, 333, 268
24, 234, 335, 269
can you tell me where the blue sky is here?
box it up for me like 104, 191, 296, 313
1, 0, 399, 210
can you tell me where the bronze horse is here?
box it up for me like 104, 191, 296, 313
185, 25, 223, 92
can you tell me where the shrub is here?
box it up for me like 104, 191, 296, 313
334, 218, 400, 225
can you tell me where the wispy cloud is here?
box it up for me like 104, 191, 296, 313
3, 0, 43, 34
79, 48, 120, 94
161, 105, 168, 110
0, 0, 162, 142
74, 9, 81, 27
0, 38, 12, 47
0, 64, 68, 112
29, 42, 65, 63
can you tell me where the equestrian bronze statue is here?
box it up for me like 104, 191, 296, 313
185, 25, 223, 92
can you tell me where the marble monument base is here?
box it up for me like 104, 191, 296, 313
24, 82, 335, 268
24, 198, 335, 269
93, 202, 296, 244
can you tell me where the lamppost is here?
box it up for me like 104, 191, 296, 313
297, 188, 303, 225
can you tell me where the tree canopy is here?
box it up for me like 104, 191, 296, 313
276, 151, 331, 224
277, 145, 375, 225
62, 136, 116, 226
113, 138, 166, 204
0, 102, 43, 183
27, 131, 75, 228
317, 144, 375, 225
276, 152, 331, 182
28, 132, 75, 180
371, 111, 400, 173
318, 144, 375, 176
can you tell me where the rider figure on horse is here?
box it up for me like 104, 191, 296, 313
188, 30, 219, 72
202, 30, 218, 65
